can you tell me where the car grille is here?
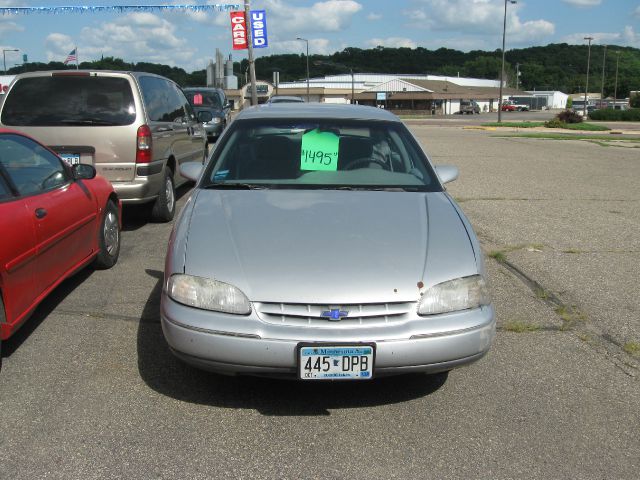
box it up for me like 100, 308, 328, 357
255, 302, 414, 327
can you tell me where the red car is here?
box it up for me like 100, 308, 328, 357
501, 103, 517, 111
0, 129, 121, 355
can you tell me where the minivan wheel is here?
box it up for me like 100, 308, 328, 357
94, 200, 120, 269
151, 168, 176, 223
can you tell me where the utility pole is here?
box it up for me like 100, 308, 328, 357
245, 0, 257, 105
516, 62, 520, 91
583, 36, 593, 117
498, 0, 516, 123
613, 51, 620, 108
600, 44, 607, 108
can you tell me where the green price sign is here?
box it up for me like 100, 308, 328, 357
300, 129, 340, 171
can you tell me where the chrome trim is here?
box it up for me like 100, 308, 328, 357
166, 317, 261, 339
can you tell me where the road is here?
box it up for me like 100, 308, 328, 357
1, 122, 638, 479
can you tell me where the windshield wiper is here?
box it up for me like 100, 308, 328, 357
204, 183, 267, 190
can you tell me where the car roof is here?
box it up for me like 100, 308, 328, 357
237, 103, 402, 122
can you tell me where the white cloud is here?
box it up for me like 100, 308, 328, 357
249, 0, 362, 33
367, 13, 382, 21
407, 0, 555, 44
365, 37, 418, 49
273, 38, 333, 55
44, 13, 201, 69
562, 27, 640, 48
561, 0, 601, 6
634, 6, 640, 18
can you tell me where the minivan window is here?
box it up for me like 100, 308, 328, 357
1, 76, 136, 126
139, 76, 185, 123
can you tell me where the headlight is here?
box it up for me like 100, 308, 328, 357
212, 117, 221, 124
167, 274, 251, 315
417, 275, 490, 316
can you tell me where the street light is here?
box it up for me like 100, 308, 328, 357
296, 37, 310, 102
497, 0, 516, 123
3, 48, 19, 74
583, 36, 594, 117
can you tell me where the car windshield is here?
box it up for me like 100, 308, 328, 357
202, 118, 441, 191
184, 90, 222, 108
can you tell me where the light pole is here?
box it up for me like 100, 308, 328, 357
613, 51, 620, 108
600, 44, 607, 108
3, 48, 18, 74
583, 36, 594, 117
497, 0, 516, 123
296, 37, 310, 102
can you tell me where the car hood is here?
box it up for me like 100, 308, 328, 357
181, 190, 478, 304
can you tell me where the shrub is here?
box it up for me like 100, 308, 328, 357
588, 108, 640, 121
544, 118, 565, 128
556, 109, 583, 124
630, 94, 640, 109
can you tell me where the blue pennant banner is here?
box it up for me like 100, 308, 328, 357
0, 4, 241, 15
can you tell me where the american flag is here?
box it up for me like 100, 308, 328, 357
63, 48, 77, 65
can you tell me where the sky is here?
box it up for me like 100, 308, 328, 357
0, 0, 638, 73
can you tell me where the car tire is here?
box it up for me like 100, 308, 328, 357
94, 200, 121, 269
151, 168, 176, 223
0, 294, 5, 371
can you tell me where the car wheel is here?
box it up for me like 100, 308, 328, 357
151, 168, 176, 223
94, 200, 121, 269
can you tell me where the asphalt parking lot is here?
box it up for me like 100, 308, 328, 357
1, 122, 638, 479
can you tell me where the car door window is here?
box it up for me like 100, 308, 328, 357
0, 134, 69, 196
0, 174, 12, 200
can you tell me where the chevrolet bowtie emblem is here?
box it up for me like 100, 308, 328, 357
321, 308, 349, 321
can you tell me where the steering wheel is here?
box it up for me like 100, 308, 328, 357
343, 157, 390, 171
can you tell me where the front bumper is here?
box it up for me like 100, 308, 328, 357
160, 297, 496, 378
203, 122, 224, 139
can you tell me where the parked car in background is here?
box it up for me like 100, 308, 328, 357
458, 100, 480, 114
0, 129, 120, 359
161, 103, 495, 380
500, 102, 517, 112
266, 95, 305, 104
0, 70, 206, 222
183, 87, 231, 143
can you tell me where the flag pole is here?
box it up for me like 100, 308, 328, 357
76, 46, 79, 70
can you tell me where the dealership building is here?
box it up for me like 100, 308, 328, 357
224, 73, 533, 114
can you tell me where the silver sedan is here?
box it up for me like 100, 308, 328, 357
161, 103, 495, 380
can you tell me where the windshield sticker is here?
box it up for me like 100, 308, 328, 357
300, 129, 340, 171
213, 169, 229, 181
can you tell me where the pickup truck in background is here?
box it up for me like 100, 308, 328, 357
503, 100, 530, 111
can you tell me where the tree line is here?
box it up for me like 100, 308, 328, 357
8, 43, 639, 97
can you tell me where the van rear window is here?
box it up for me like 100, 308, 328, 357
1, 76, 136, 126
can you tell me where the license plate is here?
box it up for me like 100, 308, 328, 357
298, 344, 375, 380
59, 153, 80, 166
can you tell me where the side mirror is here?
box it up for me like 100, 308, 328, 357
180, 161, 204, 182
435, 165, 459, 184
72, 163, 96, 180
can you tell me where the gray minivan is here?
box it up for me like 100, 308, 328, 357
0, 70, 206, 221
